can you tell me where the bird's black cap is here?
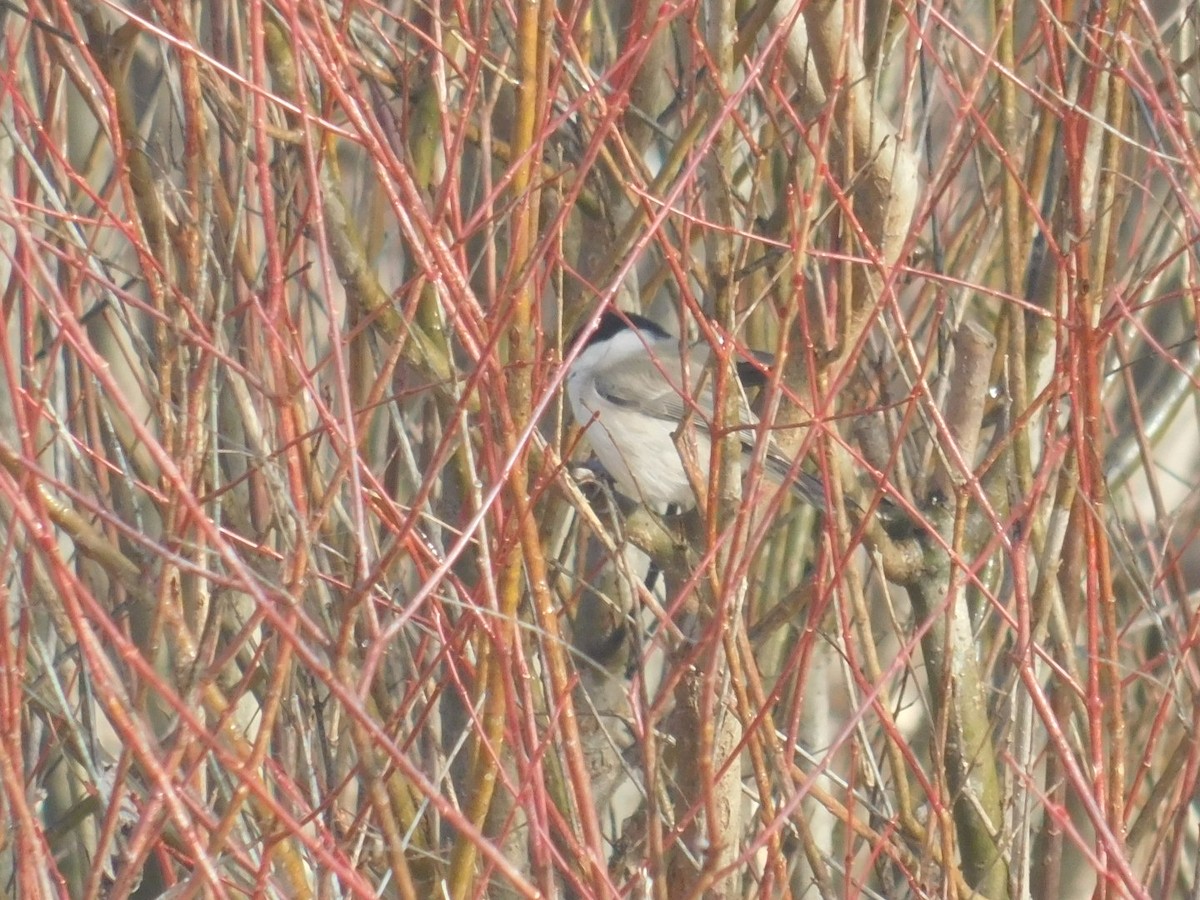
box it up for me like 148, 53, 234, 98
571, 309, 673, 350
569, 310, 775, 388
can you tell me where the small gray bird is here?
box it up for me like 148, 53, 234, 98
566, 310, 826, 510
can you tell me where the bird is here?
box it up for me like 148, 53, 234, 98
565, 309, 827, 510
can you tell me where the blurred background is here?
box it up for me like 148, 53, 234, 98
0, 0, 1197, 897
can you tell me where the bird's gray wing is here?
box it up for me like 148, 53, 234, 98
592, 346, 715, 424
592, 344, 765, 439
592, 342, 828, 507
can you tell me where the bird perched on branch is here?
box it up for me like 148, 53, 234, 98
565, 309, 827, 510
